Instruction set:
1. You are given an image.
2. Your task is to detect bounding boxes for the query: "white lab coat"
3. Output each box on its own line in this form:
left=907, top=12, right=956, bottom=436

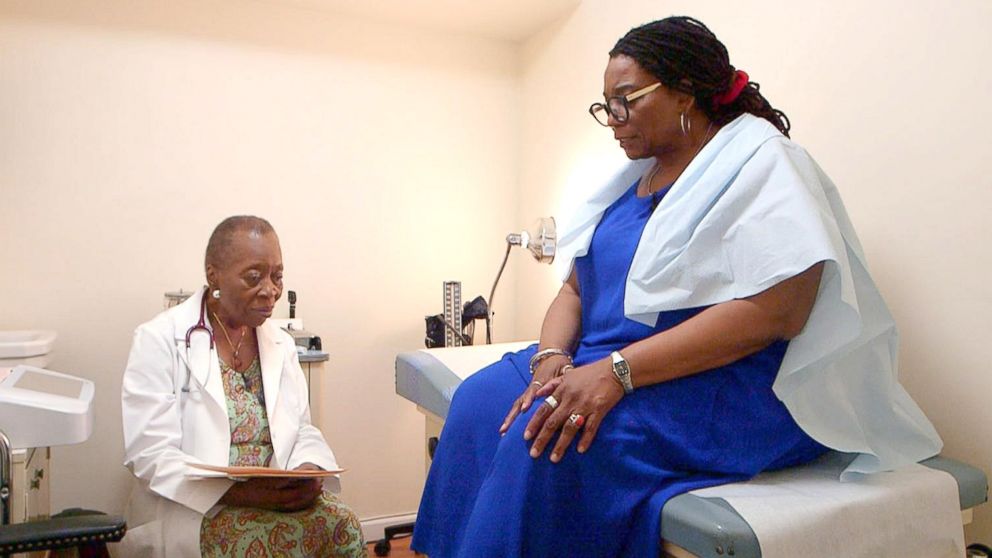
left=119, top=287, right=339, bottom=557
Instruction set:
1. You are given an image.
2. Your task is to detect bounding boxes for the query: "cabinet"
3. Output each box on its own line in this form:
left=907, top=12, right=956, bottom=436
left=5, top=447, right=50, bottom=558
left=9, top=447, right=50, bottom=524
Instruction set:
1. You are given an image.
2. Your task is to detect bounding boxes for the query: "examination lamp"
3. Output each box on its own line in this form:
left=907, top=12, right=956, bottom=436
left=486, top=217, right=556, bottom=344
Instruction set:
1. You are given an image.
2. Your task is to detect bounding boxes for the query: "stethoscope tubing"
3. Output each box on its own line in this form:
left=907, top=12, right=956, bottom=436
left=182, top=290, right=216, bottom=393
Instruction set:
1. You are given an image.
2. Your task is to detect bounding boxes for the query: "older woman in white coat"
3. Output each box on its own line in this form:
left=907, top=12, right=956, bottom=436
left=120, top=216, right=364, bottom=557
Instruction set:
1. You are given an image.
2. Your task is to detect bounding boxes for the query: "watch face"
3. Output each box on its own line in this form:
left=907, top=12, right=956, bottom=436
left=611, top=354, right=633, bottom=394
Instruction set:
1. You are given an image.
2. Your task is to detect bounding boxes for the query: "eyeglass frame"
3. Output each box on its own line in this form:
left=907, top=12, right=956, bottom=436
left=588, top=82, right=662, bottom=126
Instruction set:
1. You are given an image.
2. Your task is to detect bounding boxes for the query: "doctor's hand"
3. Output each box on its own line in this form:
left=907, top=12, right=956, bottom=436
left=219, top=473, right=322, bottom=512
left=523, top=358, right=623, bottom=463
left=500, top=354, right=572, bottom=436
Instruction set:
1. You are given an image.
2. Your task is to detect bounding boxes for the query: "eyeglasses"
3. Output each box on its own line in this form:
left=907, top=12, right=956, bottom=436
left=588, top=82, right=661, bottom=126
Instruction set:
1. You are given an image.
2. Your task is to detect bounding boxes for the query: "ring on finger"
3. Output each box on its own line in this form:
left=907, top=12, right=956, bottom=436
left=544, top=395, right=559, bottom=410
left=568, top=413, right=585, bottom=428
left=531, top=380, right=544, bottom=388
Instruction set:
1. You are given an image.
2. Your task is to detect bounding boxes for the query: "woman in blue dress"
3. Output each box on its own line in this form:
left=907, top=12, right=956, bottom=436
left=413, top=17, right=850, bottom=557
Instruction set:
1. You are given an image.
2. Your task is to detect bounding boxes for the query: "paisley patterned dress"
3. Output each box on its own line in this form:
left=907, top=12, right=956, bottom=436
left=199, top=358, right=365, bottom=558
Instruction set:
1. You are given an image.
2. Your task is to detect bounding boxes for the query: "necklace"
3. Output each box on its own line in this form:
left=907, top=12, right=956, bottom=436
left=645, top=121, right=717, bottom=196
left=642, top=163, right=663, bottom=195
left=210, top=310, right=248, bottom=369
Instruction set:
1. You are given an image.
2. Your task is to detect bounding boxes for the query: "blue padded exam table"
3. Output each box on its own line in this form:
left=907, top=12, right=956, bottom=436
left=396, top=343, right=988, bottom=558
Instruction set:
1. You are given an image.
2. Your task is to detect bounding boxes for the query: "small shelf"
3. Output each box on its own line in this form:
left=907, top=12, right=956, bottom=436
left=298, top=351, right=329, bottom=363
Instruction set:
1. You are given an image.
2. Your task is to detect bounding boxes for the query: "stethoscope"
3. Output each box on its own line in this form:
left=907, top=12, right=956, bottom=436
left=182, top=290, right=215, bottom=393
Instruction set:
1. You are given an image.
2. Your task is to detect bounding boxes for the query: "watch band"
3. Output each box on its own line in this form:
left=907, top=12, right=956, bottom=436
left=610, top=351, right=634, bottom=395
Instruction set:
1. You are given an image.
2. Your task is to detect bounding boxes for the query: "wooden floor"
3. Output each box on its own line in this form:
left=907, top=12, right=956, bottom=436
left=366, top=534, right=419, bottom=557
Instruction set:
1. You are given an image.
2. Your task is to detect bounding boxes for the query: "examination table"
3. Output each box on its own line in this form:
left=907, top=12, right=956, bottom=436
left=395, top=342, right=988, bottom=558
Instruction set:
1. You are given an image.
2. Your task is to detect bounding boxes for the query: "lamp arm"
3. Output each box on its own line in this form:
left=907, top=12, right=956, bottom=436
left=486, top=241, right=514, bottom=344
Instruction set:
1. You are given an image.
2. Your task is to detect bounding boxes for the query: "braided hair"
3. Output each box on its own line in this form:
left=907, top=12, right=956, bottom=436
left=610, top=16, right=790, bottom=137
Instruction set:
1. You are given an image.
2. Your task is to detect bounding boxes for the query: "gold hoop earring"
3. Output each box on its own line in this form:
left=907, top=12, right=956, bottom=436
left=680, top=112, right=691, bottom=136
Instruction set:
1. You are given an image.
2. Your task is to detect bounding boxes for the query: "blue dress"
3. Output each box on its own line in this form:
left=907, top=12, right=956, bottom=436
left=412, top=182, right=826, bottom=557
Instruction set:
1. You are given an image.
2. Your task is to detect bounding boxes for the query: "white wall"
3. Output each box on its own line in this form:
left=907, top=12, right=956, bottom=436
left=0, top=0, right=521, bottom=520
left=515, top=0, right=992, bottom=544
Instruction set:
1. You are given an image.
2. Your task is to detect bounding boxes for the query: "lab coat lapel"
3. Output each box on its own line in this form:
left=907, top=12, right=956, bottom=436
left=257, top=322, right=284, bottom=427
left=170, top=287, right=227, bottom=410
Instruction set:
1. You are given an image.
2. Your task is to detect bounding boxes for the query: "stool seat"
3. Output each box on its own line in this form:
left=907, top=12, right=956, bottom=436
left=0, top=511, right=126, bottom=556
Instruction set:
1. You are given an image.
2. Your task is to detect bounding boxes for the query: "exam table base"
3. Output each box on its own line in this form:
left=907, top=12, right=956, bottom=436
left=372, top=411, right=441, bottom=556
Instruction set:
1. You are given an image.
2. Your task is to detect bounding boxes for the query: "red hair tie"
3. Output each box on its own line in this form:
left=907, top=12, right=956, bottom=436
left=713, top=70, right=749, bottom=107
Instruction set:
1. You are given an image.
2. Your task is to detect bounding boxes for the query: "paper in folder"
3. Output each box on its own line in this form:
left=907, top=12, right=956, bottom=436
left=186, top=462, right=345, bottom=479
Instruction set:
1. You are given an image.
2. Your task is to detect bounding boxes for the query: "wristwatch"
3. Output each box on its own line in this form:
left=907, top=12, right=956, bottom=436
left=610, top=351, right=634, bottom=395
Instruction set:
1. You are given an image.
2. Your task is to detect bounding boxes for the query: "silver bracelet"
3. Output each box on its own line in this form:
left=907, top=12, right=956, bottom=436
left=529, top=348, right=571, bottom=375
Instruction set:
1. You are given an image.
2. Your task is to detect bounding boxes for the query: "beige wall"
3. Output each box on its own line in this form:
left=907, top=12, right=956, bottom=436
left=0, top=0, right=522, bottom=520
left=515, top=0, right=992, bottom=544
left=3, top=0, right=991, bottom=545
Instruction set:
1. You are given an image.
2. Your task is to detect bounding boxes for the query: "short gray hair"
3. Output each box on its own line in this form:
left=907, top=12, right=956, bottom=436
left=204, top=215, right=276, bottom=269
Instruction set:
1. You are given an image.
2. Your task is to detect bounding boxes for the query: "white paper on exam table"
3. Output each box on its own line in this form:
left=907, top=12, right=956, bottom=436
left=690, top=452, right=965, bottom=558
left=419, top=341, right=533, bottom=382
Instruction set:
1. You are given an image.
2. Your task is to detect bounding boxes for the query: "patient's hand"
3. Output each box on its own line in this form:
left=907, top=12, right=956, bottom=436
left=500, top=354, right=572, bottom=435
left=219, top=469, right=323, bottom=512
left=523, top=357, right=623, bottom=463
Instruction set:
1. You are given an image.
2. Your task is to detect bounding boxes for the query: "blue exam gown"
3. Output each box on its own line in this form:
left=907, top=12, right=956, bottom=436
left=412, top=182, right=825, bottom=557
